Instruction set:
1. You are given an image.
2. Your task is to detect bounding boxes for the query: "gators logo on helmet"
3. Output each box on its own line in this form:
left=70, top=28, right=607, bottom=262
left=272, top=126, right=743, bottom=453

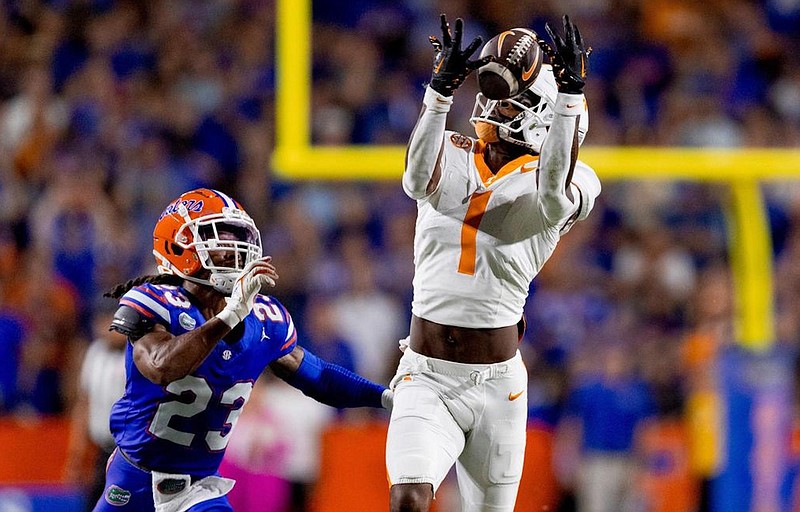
left=152, top=188, right=262, bottom=295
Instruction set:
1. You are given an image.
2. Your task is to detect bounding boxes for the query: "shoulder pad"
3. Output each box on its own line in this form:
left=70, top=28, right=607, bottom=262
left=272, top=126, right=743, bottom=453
left=119, top=285, right=174, bottom=324
left=110, top=304, right=155, bottom=341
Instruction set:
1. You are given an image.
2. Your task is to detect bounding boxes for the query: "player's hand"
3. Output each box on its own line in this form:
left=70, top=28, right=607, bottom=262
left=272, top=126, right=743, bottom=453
left=537, top=15, right=591, bottom=94
left=216, top=257, right=278, bottom=328
left=429, top=14, right=492, bottom=97
left=381, top=389, right=394, bottom=411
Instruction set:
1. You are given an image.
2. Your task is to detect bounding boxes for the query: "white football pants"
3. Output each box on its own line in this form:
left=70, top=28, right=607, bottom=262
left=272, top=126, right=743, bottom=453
left=386, top=348, right=528, bottom=512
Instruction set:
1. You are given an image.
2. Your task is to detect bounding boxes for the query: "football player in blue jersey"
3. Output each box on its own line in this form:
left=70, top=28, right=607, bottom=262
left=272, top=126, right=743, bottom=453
left=93, top=188, right=392, bottom=512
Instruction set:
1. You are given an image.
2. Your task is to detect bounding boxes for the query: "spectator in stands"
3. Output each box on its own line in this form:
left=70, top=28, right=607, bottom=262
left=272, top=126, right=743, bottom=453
left=0, top=3, right=797, bottom=510
left=558, top=344, right=658, bottom=512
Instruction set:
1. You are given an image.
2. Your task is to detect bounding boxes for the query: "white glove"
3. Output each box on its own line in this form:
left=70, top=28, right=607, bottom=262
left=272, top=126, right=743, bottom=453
left=381, top=389, right=394, bottom=411
left=398, top=336, right=410, bottom=353
left=215, top=257, right=277, bottom=329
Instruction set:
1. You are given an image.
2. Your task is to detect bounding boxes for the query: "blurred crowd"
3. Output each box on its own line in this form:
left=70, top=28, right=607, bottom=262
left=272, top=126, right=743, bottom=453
left=1, top=0, right=800, bottom=510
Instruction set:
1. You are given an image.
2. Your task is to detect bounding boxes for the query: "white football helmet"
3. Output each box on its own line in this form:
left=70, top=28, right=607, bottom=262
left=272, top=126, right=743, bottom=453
left=470, top=64, right=589, bottom=153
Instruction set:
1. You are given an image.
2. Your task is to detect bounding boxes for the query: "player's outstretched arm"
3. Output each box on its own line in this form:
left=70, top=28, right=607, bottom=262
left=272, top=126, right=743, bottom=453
left=403, top=15, right=489, bottom=199
left=536, top=15, right=591, bottom=224
left=127, top=258, right=278, bottom=385
left=270, top=346, right=393, bottom=410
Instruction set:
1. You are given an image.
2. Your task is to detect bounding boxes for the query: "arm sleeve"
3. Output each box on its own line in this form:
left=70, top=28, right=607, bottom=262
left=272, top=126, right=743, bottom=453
left=403, top=86, right=453, bottom=199
left=537, top=92, right=586, bottom=225
left=287, top=348, right=388, bottom=409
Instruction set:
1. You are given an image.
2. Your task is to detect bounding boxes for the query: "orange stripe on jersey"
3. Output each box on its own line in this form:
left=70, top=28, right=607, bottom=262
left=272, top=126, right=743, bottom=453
left=489, top=153, right=538, bottom=183
left=473, top=140, right=494, bottom=184
left=458, top=190, right=492, bottom=275
left=119, top=299, right=155, bottom=318
left=473, top=142, right=539, bottom=187
left=143, top=287, right=167, bottom=302
left=280, top=332, right=297, bottom=351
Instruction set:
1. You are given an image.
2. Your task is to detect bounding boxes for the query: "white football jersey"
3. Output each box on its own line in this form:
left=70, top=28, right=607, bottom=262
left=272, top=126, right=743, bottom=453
left=409, top=131, right=597, bottom=329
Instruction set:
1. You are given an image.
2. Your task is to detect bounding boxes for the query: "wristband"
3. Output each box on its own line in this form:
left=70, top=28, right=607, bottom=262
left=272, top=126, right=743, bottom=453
left=553, top=93, right=585, bottom=116
left=424, top=86, right=453, bottom=113
left=214, top=308, right=240, bottom=329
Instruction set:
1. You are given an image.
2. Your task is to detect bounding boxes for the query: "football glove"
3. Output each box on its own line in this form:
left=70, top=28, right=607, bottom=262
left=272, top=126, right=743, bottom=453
left=215, top=256, right=278, bottom=329
left=381, top=389, right=394, bottom=411
left=538, top=15, right=591, bottom=94
left=429, top=14, right=492, bottom=96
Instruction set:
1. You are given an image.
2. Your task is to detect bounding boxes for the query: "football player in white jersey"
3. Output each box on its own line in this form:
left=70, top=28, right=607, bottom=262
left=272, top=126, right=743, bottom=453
left=386, top=15, right=601, bottom=512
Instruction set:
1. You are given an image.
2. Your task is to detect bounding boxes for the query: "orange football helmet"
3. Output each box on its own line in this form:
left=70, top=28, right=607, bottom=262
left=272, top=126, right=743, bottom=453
left=152, top=188, right=262, bottom=294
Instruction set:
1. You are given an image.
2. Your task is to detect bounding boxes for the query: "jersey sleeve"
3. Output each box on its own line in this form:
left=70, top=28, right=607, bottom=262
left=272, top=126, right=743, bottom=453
left=279, top=310, right=298, bottom=357
left=254, top=295, right=298, bottom=358
left=111, top=284, right=173, bottom=340
left=559, top=160, right=601, bottom=234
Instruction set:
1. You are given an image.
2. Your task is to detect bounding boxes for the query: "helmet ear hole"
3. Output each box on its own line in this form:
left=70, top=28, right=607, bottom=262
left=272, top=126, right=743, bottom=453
left=171, top=243, right=184, bottom=256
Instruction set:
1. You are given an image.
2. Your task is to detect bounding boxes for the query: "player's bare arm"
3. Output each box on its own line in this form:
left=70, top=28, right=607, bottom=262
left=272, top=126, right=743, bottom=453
left=128, top=257, right=278, bottom=385
left=268, top=344, right=304, bottom=377
left=132, top=322, right=230, bottom=385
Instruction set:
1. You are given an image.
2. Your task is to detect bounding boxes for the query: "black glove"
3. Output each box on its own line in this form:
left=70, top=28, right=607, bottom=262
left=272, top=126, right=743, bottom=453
left=538, top=15, right=591, bottom=94
left=428, top=14, right=491, bottom=97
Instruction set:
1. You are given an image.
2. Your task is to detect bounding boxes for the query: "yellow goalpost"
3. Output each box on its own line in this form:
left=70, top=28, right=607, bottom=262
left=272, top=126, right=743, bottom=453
left=271, top=0, right=800, bottom=351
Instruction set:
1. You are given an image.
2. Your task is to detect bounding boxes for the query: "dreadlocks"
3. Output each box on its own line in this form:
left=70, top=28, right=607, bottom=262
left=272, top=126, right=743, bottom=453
left=104, top=274, right=185, bottom=299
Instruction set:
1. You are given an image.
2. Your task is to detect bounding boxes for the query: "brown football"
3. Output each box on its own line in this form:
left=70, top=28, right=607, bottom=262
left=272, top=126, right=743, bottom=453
left=477, top=28, right=543, bottom=100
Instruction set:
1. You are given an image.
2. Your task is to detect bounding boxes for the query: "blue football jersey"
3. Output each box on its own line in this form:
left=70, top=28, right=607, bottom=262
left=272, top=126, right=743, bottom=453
left=109, top=283, right=297, bottom=476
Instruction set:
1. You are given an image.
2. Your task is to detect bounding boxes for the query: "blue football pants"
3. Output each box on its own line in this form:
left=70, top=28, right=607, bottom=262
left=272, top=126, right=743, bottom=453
left=91, top=449, right=233, bottom=512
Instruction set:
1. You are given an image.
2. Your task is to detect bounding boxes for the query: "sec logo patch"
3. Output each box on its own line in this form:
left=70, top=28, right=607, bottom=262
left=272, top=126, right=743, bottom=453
left=450, top=133, right=473, bottom=150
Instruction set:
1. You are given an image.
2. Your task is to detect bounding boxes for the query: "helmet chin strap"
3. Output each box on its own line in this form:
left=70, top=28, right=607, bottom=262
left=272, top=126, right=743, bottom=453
left=474, top=121, right=500, bottom=143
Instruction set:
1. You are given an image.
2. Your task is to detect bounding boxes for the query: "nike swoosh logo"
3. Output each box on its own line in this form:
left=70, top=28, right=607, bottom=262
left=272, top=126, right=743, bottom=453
left=508, top=390, right=524, bottom=401
left=497, top=30, right=514, bottom=56
left=521, top=58, right=539, bottom=81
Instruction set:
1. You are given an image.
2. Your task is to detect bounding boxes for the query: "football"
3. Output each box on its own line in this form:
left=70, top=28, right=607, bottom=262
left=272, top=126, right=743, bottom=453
left=476, top=28, right=543, bottom=100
